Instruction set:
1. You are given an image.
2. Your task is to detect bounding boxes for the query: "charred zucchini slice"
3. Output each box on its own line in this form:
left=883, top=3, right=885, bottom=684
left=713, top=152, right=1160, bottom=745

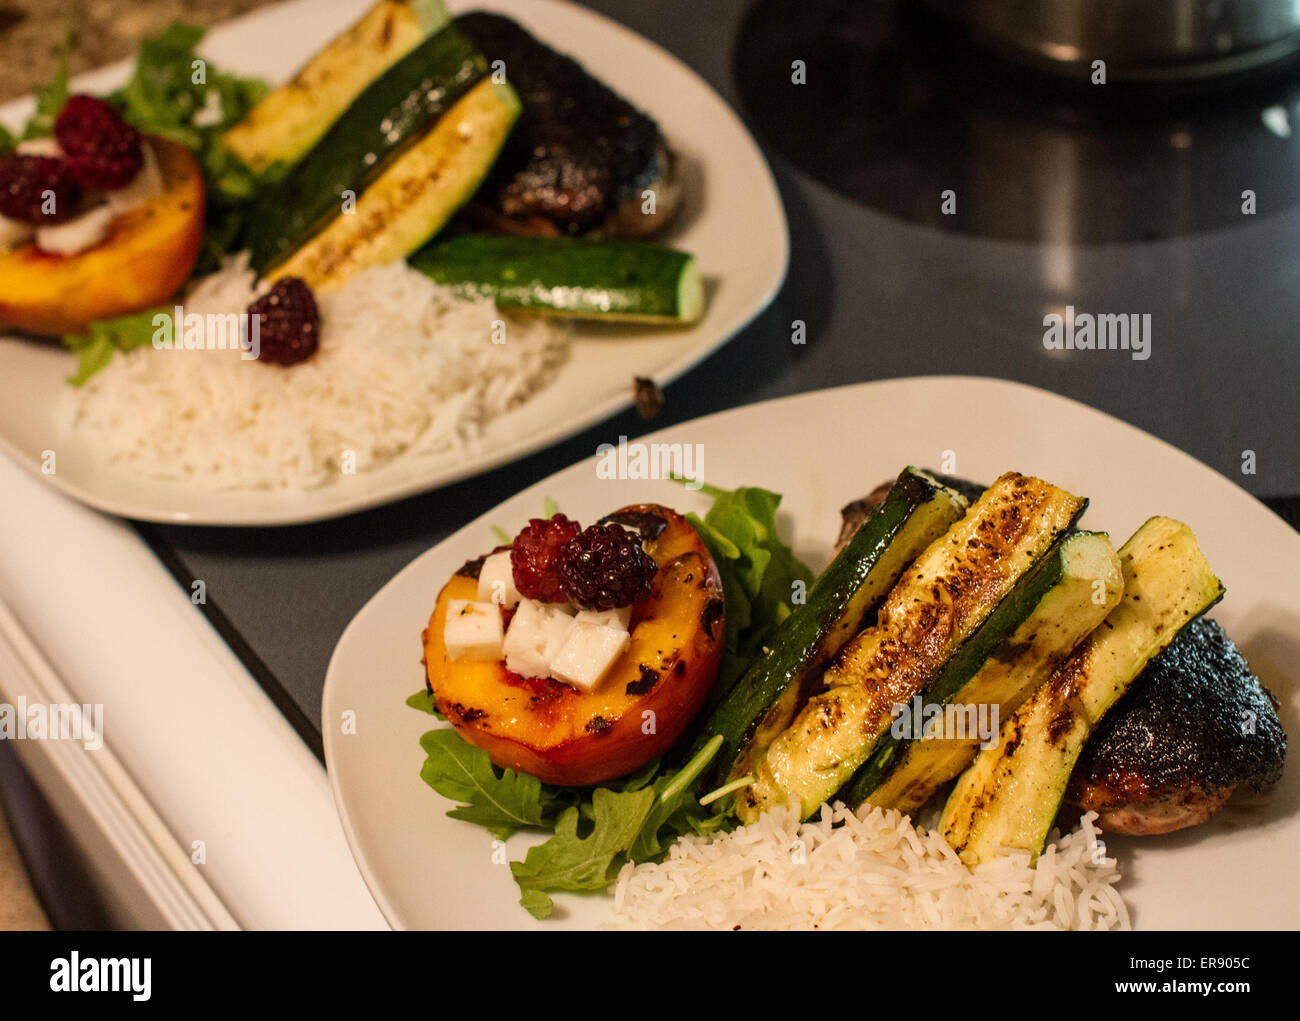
left=939, top=516, right=1224, bottom=865
left=693, top=468, right=969, bottom=794
left=740, top=472, right=1087, bottom=823
left=225, top=0, right=451, bottom=172
left=848, top=529, right=1123, bottom=814
left=267, top=78, right=521, bottom=291
left=246, top=20, right=487, bottom=273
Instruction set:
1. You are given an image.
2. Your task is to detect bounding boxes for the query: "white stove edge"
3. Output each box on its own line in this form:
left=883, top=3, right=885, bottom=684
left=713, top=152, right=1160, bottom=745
left=0, top=452, right=386, bottom=930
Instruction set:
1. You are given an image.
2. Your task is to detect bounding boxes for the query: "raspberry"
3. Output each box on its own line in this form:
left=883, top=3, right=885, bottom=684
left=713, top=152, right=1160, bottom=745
left=54, top=94, right=143, bottom=190
left=510, top=514, right=581, bottom=602
left=248, top=277, right=320, bottom=366
left=0, top=154, right=82, bottom=224
left=559, top=524, right=657, bottom=610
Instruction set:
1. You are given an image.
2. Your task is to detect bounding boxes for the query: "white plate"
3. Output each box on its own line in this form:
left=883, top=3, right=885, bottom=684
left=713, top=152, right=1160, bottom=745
left=0, top=0, right=787, bottom=525
left=323, top=375, right=1300, bottom=930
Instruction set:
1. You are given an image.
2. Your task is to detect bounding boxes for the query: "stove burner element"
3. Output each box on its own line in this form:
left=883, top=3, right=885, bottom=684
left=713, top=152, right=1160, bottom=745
left=734, top=0, right=1300, bottom=242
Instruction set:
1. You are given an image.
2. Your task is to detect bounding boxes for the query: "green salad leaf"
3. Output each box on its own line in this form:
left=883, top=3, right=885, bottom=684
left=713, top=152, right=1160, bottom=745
left=682, top=482, right=814, bottom=695
left=110, top=21, right=268, bottom=273
left=404, top=689, right=444, bottom=718
left=62, top=308, right=166, bottom=387
left=411, top=481, right=810, bottom=918
left=509, top=786, right=657, bottom=919
left=418, top=730, right=573, bottom=840
left=22, top=19, right=71, bottom=140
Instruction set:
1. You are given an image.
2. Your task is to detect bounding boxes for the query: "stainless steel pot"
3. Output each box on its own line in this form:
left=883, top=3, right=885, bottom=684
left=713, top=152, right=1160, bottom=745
left=925, top=0, right=1300, bottom=80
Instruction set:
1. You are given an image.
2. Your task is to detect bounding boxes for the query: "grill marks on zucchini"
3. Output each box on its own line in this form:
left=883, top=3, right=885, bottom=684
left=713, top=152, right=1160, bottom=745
left=694, top=468, right=968, bottom=794
left=939, top=516, right=1224, bottom=865
left=246, top=23, right=488, bottom=273
left=851, top=529, right=1123, bottom=814
left=268, top=78, right=521, bottom=291
left=739, top=472, right=1087, bottom=823
left=224, top=0, right=451, bottom=172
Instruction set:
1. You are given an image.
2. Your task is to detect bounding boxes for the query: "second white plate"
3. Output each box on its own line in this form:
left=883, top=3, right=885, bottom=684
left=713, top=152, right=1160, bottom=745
left=323, top=375, right=1300, bottom=930
left=0, top=0, right=787, bottom=524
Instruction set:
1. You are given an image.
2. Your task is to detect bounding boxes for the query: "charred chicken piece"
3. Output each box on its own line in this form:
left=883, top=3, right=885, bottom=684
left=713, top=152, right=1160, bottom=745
left=457, top=12, right=679, bottom=238
left=1065, top=617, right=1286, bottom=835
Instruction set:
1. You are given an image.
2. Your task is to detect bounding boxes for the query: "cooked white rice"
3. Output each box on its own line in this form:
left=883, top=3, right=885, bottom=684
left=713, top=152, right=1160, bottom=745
left=612, top=802, right=1129, bottom=930
left=64, top=254, right=569, bottom=490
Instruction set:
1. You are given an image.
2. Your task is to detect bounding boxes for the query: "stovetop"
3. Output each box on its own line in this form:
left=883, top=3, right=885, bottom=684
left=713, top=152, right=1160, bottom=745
left=137, top=0, right=1300, bottom=756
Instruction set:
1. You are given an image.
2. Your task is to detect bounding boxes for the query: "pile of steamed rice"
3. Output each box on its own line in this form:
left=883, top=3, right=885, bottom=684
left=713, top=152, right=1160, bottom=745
left=63, top=255, right=569, bottom=489
left=612, top=802, right=1129, bottom=930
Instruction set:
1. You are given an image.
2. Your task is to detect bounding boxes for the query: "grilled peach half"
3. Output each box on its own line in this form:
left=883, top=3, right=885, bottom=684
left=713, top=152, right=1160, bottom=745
left=423, top=504, right=725, bottom=786
left=0, top=138, right=205, bottom=336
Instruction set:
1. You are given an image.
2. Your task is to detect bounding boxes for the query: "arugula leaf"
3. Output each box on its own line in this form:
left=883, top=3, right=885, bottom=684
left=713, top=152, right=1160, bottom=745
left=417, top=729, right=570, bottom=840
left=509, top=786, right=658, bottom=919
left=405, top=689, right=445, bottom=718
left=683, top=482, right=813, bottom=696
left=62, top=308, right=167, bottom=386
left=0, top=123, right=16, bottom=157
left=22, top=19, right=71, bottom=140
left=110, top=21, right=268, bottom=274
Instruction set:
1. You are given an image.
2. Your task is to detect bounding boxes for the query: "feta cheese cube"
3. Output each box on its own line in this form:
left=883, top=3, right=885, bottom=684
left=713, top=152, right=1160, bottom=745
left=503, top=599, right=575, bottom=679
left=549, top=621, right=631, bottom=692
left=573, top=606, right=633, bottom=632
left=476, top=550, right=522, bottom=608
left=443, top=599, right=504, bottom=660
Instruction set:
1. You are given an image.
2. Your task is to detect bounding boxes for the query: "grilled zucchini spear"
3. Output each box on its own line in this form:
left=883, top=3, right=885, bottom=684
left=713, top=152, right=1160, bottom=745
left=225, top=0, right=451, bottom=172
left=694, top=468, right=968, bottom=794
left=738, top=472, right=1086, bottom=823
left=268, top=77, right=521, bottom=291
left=940, top=516, right=1224, bottom=865
left=849, top=529, right=1123, bottom=813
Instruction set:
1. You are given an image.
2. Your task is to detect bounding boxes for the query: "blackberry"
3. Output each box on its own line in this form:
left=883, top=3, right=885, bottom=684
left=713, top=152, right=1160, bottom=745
left=560, top=524, right=657, bottom=610
left=510, top=514, right=581, bottom=602
left=0, top=154, right=82, bottom=224
left=54, top=95, right=143, bottom=190
left=248, top=277, right=320, bottom=366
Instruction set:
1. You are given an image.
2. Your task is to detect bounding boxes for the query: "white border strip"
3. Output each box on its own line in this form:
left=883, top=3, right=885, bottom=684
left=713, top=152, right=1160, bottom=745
left=0, top=454, right=386, bottom=929
left=0, top=600, right=238, bottom=930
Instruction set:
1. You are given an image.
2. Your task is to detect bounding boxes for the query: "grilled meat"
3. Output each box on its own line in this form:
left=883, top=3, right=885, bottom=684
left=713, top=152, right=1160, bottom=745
left=457, top=12, right=679, bottom=238
left=1065, top=617, right=1286, bottom=835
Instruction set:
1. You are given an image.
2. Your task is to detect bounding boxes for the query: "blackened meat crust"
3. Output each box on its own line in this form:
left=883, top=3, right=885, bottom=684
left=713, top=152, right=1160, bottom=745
left=458, top=12, right=669, bottom=234
left=1070, top=617, right=1286, bottom=802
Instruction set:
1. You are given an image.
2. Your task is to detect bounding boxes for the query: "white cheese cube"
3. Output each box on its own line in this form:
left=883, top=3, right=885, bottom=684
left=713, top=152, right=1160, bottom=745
left=503, top=599, right=575, bottom=679
left=573, top=606, right=633, bottom=632
left=476, top=550, right=522, bottom=608
left=35, top=205, right=114, bottom=256
left=443, top=599, right=504, bottom=660
left=549, top=621, right=631, bottom=692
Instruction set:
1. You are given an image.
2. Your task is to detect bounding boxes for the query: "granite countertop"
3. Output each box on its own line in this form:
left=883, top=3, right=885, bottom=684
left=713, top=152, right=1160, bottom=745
left=0, top=0, right=270, bottom=101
